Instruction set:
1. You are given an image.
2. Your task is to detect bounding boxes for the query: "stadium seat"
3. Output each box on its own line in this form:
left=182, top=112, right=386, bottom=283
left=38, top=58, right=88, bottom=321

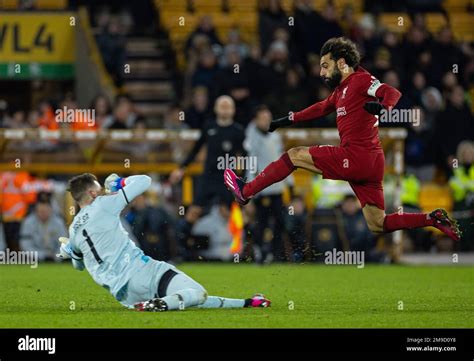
left=443, top=0, right=472, bottom=12
left=450, top=13, right=474, bottom=42
left=425, top=13, right=448, bottom=34
left=35, top=0, right=67, bottom=9
left=378, top=13, right=411, bottom=34
left=419, top=183, right=453, bottom=213
left=0, top=0, right=18, bottom=9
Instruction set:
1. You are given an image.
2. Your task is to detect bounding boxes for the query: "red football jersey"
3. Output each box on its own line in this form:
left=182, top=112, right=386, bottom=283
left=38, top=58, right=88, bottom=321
left=292, top=66, right=401, bottom=150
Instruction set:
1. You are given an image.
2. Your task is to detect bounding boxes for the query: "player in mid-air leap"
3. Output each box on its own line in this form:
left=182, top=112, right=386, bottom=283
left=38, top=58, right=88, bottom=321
left=58, top=173, right=270, bottom=311
left=224, top=37, right=461, bottom=241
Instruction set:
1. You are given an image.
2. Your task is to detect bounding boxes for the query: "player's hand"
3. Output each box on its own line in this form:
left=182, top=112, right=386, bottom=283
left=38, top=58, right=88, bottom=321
left=169, top=168, right=184, bottom=184
left=363, top=101, right=385, bottom=116
left=56, top=237, right=72, bottom=259
left=269, top=116, right=293, bottom=132
left=104, top=173, right=125, bottom=193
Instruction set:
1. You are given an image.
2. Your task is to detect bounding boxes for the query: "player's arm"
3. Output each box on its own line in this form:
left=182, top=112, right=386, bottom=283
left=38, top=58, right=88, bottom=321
left=269, top=93, right=336, bottom=132
left=56, top=237, right=85, bottom=271
left=363, top=78, right=402, bottom=115
left=102, top=174, right=152, bottom=215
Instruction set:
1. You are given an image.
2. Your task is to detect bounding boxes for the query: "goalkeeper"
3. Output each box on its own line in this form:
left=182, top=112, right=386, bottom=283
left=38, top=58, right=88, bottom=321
left=58, top=173, right=270, bottom=311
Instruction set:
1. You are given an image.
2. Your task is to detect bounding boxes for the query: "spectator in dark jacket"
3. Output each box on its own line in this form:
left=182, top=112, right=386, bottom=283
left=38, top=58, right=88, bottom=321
left=258, top=0, right=288, bottom=55
left=434, top=85, right=474, bottom=176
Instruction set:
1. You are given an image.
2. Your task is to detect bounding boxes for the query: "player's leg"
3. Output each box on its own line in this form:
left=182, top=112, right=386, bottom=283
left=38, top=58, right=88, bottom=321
left=135, top=269, right=270, bottom=311
left=165, top=273, right=270, bottom=309
left=224, top=146, right=322, bottom=204
left=361, top=202, right=461, bottom=241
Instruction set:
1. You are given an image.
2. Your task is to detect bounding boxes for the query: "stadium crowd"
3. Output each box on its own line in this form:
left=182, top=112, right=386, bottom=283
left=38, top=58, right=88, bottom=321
left=0, top=0, right=473, bottom=263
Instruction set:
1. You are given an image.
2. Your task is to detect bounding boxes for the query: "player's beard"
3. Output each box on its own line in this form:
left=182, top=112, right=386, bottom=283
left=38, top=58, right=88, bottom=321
left=323, top=67, right=342, bottom=90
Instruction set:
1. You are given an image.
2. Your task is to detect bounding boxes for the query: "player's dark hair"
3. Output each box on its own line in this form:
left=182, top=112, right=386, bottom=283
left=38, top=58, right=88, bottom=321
left=67, top=173, right=98, bottom=203
left=320, top=37, right=361, bottom=68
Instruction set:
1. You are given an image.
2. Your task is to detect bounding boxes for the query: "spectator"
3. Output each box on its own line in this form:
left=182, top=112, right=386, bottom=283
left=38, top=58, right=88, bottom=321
left=449, top=141, right=474, bottom=250
left=245, top=105, right=294, bottom=262
left=184, top=86, right=212, bottom=129
left=185, top=15, right=222, bottom=55
left=265, top=67, right=310, bottom=116
left=222, top=27, right=249, bottom=64
left=319, top=2, right=344, bottom=49
left=338, top=195, right=384, bottom=262
left=37, top=100, right=58, bottom=130
left=262, top=40, right=290, bottom=95
left=430, top=26, right=466, bottom=88
left=434, top=85, right=474, bottom=176
left=192, top=201, right=233, bottom=261
left=90, top=94, right=113, bottom=129
left=175, top=205, right=202, bottom=261
left=126, top=194, right=175, bottom=261
left=292, top=0, right=325, bottom=65
left=95, top=16, right=127, bottom=86
left=406, top=71, right=427, bottom=106
left=215, top=47, right=254, bottom=125
left=404, top=106, right=436, bottom=181
left=19, top=198, right=67, bottom=261
left=258, top=0, right=288, bottom=55
left=3, top=109, right=28, bottom=128
left=0, top=172, right=36, bottom=252
left=163, top=105, right=188, bottom=130
left=191, top=49, right=220, bottom=91
left=104, top=95, right=139, bottom=129
left=284, top=196, right=307, bottom=262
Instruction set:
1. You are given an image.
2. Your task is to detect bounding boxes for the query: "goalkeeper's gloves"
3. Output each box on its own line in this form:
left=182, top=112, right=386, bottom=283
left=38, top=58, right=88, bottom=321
left=104, top=173, right=126, bottom=193
left=269, top=116, right=293, bottom=132
left=363, top=101, right=385, bottom=116
left=56, top=237, right=83, bottom=260
left=56, top=237, right=74, bottom=260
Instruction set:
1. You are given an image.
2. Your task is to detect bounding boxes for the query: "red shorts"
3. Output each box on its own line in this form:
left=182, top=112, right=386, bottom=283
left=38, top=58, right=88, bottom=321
left=309, top=145, right=385, bottom=210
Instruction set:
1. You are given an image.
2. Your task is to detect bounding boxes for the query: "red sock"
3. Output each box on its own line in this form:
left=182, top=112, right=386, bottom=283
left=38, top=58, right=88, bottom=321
left=383, top=212, right=434, bottom=232
left=243, top=152, right=295, bottom=199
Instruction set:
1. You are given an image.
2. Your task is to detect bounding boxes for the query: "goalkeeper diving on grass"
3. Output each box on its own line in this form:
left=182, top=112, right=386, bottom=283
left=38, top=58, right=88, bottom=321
left=57, top=173, right=270, bottom=312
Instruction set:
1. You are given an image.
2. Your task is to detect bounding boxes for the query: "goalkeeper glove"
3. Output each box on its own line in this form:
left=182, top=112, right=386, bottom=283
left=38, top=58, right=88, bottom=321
left=363, top=101, right=385, bottom=116
left=269, top=116, right=293, bottom=132
left=104, top=173, right=126, bottom=193
left=56, top=237, right=73, bottom=259
left=56, top=237, right=83, bottom=261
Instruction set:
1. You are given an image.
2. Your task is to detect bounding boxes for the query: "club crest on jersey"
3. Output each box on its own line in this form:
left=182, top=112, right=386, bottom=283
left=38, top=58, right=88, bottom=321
left=336, top=107, right=347, bottom=117
left=342, top=86, right=348, bottom=99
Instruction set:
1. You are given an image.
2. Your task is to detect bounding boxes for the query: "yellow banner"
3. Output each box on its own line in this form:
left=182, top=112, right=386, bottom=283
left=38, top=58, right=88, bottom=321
left=0, top=13, right=75, bottom=63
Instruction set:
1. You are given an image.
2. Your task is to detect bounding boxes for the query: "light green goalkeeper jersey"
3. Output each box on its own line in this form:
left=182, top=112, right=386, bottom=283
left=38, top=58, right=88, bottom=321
left=68, top=175, right=166, bottom=301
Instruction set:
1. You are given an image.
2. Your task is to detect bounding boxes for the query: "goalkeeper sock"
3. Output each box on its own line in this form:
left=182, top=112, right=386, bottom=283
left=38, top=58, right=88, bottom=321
left=161, top=288, right=207, bottom=310
left=243, top=152, right=295, bottom=199
left=383, top=212, right=434, bottom=232
left=197, top=296, right=245, bottom=309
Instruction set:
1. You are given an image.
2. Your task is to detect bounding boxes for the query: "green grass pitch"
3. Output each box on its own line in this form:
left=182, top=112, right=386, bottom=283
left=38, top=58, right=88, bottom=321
left=0, top=263, right=472, bottom=328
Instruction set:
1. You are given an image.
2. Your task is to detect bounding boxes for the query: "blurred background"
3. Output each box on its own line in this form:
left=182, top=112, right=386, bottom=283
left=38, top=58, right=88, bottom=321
left=0, top=0, right=473, bottom=266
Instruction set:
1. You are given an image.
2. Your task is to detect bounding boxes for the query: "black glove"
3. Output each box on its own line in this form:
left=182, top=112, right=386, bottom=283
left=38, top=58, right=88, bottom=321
left=268, top=116, right=293, bottom=132
left=363, top=101, right=385, bottom=116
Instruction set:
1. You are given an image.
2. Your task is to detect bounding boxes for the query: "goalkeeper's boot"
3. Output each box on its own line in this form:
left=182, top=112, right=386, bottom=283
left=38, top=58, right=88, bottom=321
left=134, top=298, right=169, bottom=312
left=224, top=169, right=250, bottom=205
left=245, top=293, right=271, bottom=308
left=429, top=208, right=462, bottom=241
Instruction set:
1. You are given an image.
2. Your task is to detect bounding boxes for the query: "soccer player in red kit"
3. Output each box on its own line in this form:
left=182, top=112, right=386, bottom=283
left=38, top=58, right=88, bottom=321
left=224, top=37, right=461, bottom=241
